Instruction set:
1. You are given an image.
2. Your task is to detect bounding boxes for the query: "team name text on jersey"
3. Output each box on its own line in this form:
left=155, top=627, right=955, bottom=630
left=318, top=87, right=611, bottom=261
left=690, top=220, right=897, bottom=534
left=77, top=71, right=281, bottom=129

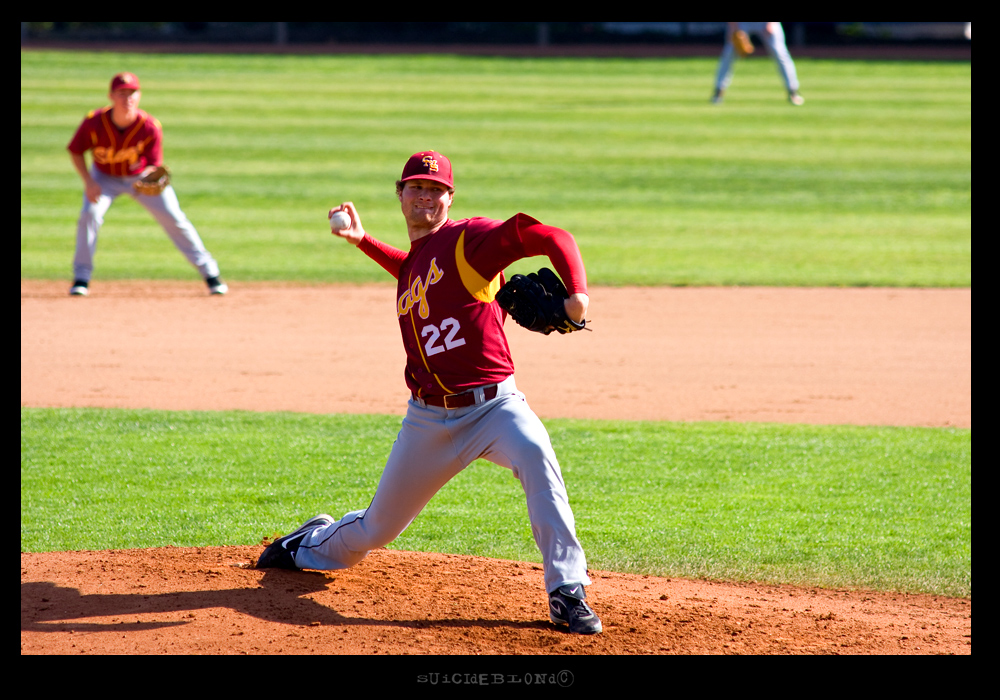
left=397, top=257, right=445, bottom=319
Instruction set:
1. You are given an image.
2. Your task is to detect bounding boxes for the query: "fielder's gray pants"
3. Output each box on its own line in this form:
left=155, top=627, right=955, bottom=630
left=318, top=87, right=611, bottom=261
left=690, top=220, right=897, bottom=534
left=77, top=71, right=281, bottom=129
left=72, top=166, right=220, bottom=283
left=714, top=21, right=800, bottom=93
left=293, top=376, right=592, bottom=594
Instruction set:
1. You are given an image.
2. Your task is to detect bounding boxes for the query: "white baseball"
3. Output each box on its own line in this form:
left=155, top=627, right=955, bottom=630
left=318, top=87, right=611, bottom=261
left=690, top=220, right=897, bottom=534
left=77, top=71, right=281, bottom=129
left=329, top=210, right=351, bottom=231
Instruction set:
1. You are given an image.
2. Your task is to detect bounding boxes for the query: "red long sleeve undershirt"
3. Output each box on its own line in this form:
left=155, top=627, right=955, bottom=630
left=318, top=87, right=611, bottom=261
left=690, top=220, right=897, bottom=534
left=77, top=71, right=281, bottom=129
left=357, top=213, right=587, bottom=296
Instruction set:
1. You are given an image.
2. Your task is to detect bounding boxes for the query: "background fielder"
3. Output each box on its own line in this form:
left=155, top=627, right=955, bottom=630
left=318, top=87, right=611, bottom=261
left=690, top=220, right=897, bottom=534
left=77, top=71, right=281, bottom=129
left=257, top=150, right=602, bottom=634
left=712, top=22, right=804, bottom=105
left=66, top=72, right=227, bottom=296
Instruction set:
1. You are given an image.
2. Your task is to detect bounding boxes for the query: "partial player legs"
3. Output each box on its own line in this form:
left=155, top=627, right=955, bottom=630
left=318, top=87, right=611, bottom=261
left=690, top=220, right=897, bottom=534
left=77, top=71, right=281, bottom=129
left=760, top=23, right=801, bottom=95
left=72, top=167, right=129, bottom=283
left=292, top=405, right=470, bottom=571
left=134, top=185, right=221, bottom=280
left=272, top=377, right=598, bottom=632
left=292, top=377, right=592, bottom=595
left=712, top=23, right=802, bottom=104
left=72, top=191, right=114, bottom=283
left=470, top=392, right=592, bottom=593
left=713, top=42, right=736, bottom=95
left=71, top=167, right=224, bottom=288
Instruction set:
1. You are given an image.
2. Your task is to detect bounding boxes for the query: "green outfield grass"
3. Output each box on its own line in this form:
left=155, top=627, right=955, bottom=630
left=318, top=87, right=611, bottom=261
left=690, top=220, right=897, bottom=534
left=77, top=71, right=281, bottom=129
left=21, top=51, right=970, bottom=286
left=20, top=51, right=971, bottom=600
left=21, top=408, right=971, bottom=597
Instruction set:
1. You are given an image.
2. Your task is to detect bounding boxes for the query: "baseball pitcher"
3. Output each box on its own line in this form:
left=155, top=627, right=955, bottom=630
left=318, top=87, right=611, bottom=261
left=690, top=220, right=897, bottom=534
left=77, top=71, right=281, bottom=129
left=257, top=151, right=601, bottom=634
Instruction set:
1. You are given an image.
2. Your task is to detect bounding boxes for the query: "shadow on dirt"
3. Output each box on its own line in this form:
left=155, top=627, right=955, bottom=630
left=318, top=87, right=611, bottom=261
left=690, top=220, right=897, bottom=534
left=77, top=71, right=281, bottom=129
left=21, top=570, right=554, bottom=633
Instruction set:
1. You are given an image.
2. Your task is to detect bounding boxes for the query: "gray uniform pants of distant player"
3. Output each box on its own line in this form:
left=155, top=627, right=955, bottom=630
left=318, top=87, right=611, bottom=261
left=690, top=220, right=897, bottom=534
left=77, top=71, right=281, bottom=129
left=714, top=21, right=800, bottom=93
left=72, top=166, right=220, bottom=283
left=294, top=376, right=592, bottom=594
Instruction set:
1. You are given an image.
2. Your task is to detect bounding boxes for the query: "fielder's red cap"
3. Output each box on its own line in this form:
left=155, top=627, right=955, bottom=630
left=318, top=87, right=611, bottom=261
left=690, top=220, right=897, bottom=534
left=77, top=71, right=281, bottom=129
left=110, top=72, right=141, bottom=91
left=400, top=151, right=454, bottom=189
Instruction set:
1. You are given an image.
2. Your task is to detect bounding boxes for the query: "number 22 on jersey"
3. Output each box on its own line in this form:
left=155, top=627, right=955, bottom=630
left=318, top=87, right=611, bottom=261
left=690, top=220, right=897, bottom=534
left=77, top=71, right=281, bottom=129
left=422, top=318, right=466, bottom=356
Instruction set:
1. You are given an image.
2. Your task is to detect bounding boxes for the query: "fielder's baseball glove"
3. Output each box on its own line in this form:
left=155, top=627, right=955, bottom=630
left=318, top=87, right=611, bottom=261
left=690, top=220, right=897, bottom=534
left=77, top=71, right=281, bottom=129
left=132, top=165, right=171, bottom=195
left=732, top=29, right=754, bottom=58
left=496, top=267, right=586, bottom=335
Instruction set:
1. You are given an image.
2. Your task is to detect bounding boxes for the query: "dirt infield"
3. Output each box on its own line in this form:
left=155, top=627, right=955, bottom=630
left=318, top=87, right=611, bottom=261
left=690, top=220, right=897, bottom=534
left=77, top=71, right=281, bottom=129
left=20, top=280, right=971, bottom=655
left=21, top=547, right=971, bottom=657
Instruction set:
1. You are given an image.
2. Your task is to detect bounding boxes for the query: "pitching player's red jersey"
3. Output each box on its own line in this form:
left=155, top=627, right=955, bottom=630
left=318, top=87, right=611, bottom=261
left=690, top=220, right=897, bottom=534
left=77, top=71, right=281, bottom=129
left=359, top=214, right=587, bottom=397
left=67, top=107, right=163, bottom=177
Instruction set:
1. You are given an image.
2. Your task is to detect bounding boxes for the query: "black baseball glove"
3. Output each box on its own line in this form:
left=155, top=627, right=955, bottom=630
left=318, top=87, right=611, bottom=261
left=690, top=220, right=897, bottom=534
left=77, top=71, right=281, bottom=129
left=496, top=267, right=586, bottom=335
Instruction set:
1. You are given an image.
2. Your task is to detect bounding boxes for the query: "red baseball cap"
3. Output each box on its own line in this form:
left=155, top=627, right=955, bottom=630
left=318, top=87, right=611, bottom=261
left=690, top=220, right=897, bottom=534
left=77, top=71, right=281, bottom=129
left=110, top=73, right=141, bottom=91
left=400, top=151, right=454, bottom=189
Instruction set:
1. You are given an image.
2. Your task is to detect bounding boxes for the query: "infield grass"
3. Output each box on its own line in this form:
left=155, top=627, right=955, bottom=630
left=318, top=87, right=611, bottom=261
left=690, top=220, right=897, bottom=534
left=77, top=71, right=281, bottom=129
left=21, top=51, right=970, bottom=287
left=21, top=408, right=971, bottom=598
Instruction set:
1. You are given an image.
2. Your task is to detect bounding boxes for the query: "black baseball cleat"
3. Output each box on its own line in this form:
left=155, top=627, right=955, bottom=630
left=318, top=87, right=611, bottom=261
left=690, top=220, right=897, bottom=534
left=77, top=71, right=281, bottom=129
left=69, top=280, right=89, bottom=296
left=256, top=514, right=333, bottom=569
left=205, top=276, right=228, bottom=295
left=549, top=583, right=602, bottom=634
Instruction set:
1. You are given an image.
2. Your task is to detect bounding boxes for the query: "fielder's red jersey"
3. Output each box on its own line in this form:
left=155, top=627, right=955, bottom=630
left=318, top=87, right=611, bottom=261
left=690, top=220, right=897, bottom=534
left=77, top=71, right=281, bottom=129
left=359, top=214, right=587, bottom=397
left=67, top=107, right=163, bottom=177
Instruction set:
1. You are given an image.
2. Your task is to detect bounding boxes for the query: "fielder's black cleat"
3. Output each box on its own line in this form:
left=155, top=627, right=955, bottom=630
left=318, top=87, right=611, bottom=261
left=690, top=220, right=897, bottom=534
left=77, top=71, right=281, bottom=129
left=549, top=583, right=602, bottom=634
left=256, top=514, right=333, bottom=569
left=205, top=276, right=228, bottom=295
left=69, top=280, right=89, bottom=296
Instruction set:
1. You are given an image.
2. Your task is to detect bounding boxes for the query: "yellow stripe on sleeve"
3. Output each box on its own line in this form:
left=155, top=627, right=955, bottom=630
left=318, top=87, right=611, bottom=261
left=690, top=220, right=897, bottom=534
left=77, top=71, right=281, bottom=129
left=455, top=229, right=501, bottom=303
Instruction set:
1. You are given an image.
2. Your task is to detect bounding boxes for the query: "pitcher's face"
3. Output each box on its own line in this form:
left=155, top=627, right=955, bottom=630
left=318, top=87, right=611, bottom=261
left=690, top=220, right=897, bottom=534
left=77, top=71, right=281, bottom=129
left=399, top=179, right=453, bottom=229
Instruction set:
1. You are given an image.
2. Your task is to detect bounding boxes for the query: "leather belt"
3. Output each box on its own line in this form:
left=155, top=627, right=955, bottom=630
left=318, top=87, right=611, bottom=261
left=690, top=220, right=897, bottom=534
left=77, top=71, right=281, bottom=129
left=417, top=384, right=499, bottom=409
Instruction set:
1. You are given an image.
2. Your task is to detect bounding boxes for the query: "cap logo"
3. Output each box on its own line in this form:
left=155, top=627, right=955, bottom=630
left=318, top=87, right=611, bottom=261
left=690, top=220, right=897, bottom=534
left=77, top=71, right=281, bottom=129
left=422, top=155, right=439, bottom=173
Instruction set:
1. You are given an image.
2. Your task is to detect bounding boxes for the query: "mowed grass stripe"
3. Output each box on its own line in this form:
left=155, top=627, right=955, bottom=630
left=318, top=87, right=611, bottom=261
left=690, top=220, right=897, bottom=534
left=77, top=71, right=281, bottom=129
left=21, top=52, right=970, bottom=286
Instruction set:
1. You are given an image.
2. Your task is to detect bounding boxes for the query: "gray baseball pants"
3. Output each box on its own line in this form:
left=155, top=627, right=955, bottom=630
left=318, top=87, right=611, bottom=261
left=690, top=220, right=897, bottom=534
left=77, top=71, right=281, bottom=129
left=714, top=21, right=801, bottom=93
left=72, top=166, right=220, bottom=283
left=292, top=376, right=592, bottom=594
